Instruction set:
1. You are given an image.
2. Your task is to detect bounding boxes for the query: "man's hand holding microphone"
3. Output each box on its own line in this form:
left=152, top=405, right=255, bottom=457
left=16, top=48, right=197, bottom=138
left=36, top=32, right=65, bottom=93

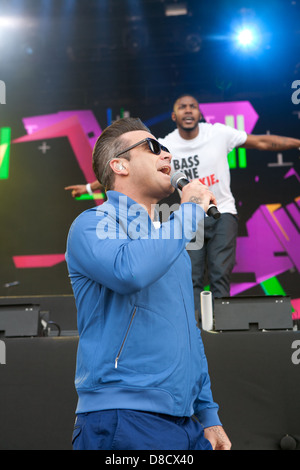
left=171, top=171, right=220, bottom=219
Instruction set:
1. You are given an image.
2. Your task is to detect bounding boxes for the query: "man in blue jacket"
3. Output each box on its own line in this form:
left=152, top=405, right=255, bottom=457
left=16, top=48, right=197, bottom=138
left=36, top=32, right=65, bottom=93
left=66, top=117, right=231, bottom=450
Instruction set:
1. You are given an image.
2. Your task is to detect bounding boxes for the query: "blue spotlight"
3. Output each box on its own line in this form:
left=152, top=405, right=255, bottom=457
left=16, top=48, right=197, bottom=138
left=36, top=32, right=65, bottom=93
left=234, top=25, right=261, bottom=50
left=237, top=28, right=254, bottom=46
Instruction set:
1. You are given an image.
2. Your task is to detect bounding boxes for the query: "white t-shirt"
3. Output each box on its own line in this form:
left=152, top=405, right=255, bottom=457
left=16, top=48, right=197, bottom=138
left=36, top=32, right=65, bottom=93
left=159, top=123, right=247, bottom=214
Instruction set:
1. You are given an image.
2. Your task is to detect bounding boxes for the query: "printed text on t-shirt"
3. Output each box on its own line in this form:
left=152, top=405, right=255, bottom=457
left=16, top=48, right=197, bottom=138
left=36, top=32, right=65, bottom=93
left=173, top=156, right=219, bottom=186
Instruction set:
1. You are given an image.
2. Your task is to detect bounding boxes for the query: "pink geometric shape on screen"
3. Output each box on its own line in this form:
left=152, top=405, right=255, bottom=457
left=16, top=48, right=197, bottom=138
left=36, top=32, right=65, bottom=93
left=232, top=198, right=300, bottom=296
left=21, top=110, right=101, bottom=149
left=261, top=204, right=300, bottom=272
left=286, top=202, right=300, bottom=228
left=13, top=254, right=66, bottom=268
left=291, top=298, right=300, bottom=320
left=284, top=167, right=300, bottom=183
left=230, top=282, right=257, bottom=297
left=13, top=114, right=96, bottom=186
left=233, top=205, right=293, bottom=280
left=11, top=111, right=104, bottom=268
left=200, top=101, right=259, bottom=133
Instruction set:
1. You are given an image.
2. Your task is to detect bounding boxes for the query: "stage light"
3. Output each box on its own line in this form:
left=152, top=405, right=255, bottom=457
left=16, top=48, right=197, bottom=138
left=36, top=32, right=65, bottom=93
left=164, top=3, right=188, bottom=16
left=234, top=25, right=261, bottom=51
left=237, top=28, right=254, bottom=46
left=0, top=16, right=20, bottom=28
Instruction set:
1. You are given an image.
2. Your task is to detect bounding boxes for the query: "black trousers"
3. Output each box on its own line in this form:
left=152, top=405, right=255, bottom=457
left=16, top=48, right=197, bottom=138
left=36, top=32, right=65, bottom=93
left=188, top=213, right=238, bottom=319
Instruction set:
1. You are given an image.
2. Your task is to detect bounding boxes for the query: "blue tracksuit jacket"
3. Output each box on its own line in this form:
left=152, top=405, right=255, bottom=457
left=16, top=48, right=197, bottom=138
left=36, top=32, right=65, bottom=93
left=65, top=190, right=221, bottom=428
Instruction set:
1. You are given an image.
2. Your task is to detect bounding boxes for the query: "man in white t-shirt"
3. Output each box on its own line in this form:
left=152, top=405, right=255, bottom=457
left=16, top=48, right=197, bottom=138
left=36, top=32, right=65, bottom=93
left=158, top=95, right=300, bottom=321
left=159, top=111, right=247, bottom=215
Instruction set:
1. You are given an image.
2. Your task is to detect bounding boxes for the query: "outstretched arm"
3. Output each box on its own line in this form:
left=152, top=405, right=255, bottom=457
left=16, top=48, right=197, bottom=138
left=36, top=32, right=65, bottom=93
left=65, top=180, right=103, bottom=198
left=241, top=134, right=300, bottom=151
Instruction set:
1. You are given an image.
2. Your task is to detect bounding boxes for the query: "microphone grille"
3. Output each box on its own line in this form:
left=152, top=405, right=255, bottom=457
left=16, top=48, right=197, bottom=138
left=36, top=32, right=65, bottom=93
left=170, top=171, right=187, bottom=189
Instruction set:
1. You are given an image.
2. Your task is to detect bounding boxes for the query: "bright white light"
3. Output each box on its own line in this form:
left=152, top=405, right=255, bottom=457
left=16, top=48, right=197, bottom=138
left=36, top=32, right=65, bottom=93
left=0, top=17, right=18, bottom=27
left=165, top=3, right=188, bottom=16
left=237, top=28, right=254, bottom=46
left=0, top=16, right=36, bottom=28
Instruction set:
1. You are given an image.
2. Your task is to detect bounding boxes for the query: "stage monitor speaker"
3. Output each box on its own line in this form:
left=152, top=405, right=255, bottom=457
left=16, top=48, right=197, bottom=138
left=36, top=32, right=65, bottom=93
left=214, top=296, right=293, bottom=331
left=0, top=304, right=42, bottom=337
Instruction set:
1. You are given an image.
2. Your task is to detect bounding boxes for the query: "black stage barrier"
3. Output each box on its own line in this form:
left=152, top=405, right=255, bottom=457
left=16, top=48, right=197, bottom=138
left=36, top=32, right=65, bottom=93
left=202, top=330, right=300, bottom=451
left=0, top=296, right=299, bottom=450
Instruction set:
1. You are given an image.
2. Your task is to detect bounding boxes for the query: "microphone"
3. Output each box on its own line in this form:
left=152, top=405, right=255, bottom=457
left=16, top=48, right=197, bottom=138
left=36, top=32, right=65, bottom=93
left=170, top=171, right=221, bottom=219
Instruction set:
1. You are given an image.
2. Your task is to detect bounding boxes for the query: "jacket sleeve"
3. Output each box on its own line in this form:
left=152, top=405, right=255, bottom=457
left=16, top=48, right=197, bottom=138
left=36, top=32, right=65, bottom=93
left=193, top=329, right=222, bottom=428
left=66, top=203, right=205, bottom=295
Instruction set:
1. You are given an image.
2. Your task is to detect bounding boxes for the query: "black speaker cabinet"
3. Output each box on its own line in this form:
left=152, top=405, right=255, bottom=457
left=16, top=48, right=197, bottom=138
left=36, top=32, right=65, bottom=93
left=0, top=304, right=41, bottom=337
left=214, top=296, right=293, bottom=331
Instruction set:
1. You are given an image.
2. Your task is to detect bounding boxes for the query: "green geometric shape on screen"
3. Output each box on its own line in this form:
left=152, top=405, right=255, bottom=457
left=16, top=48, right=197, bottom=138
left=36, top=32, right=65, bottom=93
left=236, top=115, right=247, bottom=168
left=225, top=114, right=247, bottom=169
left=238, top=147, right=247, bottom=168
left=228, top=149, right=237, bottom=169
left=75, top=193, right=106, bottom=201
left=0, top=127, right=11, bottom=179
left=260, top=276, right=286, bottom=296
left=225, top=115, right=237, bottom=169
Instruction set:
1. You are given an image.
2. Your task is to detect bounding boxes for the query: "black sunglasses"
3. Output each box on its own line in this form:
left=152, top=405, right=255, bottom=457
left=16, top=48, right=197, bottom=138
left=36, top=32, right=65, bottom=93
left=101, top=138, right=170, bottom=182
left=114, top=137, right=170, bottom=159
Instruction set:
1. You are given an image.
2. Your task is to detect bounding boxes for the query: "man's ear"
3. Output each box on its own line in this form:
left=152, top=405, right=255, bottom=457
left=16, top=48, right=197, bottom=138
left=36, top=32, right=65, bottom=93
left=171, top=112, right=177, bottom=123
left=110, top=159, right=128, bottom=175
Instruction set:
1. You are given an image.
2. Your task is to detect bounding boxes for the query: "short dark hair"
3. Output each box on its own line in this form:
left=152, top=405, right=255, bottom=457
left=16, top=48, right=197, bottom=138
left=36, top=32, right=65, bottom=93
left=173, top=94, right=200, bottom=111
left=92, top=117, right=150, bottom=190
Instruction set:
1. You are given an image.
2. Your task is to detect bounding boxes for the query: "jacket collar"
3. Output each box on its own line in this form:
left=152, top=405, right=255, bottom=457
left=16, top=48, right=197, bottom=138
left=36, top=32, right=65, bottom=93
left=98, top=191, right=160, bottom=239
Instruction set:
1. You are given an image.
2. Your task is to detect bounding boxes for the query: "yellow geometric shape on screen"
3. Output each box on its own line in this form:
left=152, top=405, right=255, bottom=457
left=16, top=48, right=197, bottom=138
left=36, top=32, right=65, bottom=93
left=0, top=143, right=8, bottom=168
left=265, top=203, right=289, bottom=241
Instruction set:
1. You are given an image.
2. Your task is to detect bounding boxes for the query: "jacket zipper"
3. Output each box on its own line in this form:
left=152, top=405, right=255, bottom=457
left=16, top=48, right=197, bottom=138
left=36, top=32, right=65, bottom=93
left=176, top=270, right=191, bottom=414
left=115, top=307, right=137, bottom=369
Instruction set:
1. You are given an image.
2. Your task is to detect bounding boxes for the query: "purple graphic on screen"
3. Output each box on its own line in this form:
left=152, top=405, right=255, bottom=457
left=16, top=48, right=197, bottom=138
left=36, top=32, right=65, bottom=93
left=13, top=111, right=102, bottom=190
left=200, top=101, right=259, bottom=133
left=284, top=167, right=300, bottom=183
left=22, top=110, right=101, bottom=148
left=232, top=197, right=300, bottom=296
